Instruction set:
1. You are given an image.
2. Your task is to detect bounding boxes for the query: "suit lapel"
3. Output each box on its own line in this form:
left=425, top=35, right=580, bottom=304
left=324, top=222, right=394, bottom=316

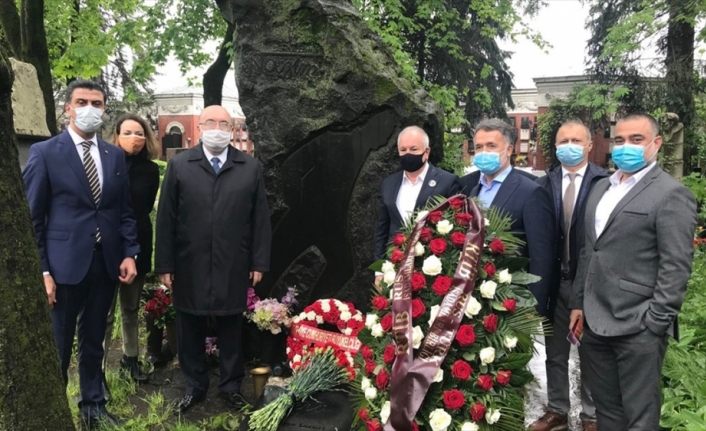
left=548, top=168, right=563, bottom=225
left=491, top=170, right=520, bottom=209
left=59, top=131, right=94, bottom=202
left=585, top=178, right=610, bottom=244
left=598, top=166, right=660, bottom=240
left=415, top=164, right=438, bottom=208
left=387, top=171, right=404, bottom=224
left=96, top=139, right=113, bottom=207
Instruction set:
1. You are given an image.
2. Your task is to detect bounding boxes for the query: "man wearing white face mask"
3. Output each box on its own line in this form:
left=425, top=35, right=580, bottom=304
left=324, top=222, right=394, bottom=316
left=155, top=105, right=272, bottom=413
left=23, top=80, right=139, bottom=429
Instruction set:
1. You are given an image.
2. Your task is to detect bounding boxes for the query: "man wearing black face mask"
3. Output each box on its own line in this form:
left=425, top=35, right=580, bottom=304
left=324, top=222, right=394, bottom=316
left=373, top=126, right=460, bottom=266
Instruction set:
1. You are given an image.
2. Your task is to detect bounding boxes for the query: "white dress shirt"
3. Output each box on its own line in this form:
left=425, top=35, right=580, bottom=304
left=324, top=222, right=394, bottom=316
left=594, top=162, right=656, bottom=237
left=68, top=126, right=103, bottom=187
left=202, top=144, right=228, bottom=168
left=396, top=163, right=429, bottom=225
left=561, top=163, right=588, bottom=210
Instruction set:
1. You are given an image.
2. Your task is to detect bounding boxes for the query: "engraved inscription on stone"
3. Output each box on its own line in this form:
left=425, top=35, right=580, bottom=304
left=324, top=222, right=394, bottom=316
left=246, top=52, right=324, bottom=80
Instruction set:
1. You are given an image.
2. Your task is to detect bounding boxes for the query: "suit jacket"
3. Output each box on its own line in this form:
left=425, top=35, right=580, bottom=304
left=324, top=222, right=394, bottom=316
left=459, top=168, right=536, bottom=194
left=22, top=130, right=140, bottom=284
left=462, top=168, right=556, bottom=316
left=572, top=165, right=696, bottom=338
left=374, top=163, right=459, bottom=259
left=155, top=145, right=272, bottom=315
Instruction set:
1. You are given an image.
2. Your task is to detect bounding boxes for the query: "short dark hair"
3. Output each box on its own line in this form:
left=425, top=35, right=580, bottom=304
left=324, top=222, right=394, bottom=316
left=618, top=112, right=659, bottom=136
left=473, top=118, right=515, bottom=146
left=65, top=79, right=107, bottom=104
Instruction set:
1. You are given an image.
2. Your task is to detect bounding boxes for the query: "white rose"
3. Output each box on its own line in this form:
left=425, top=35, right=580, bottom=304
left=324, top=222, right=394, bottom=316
left=371, top=323, right=384, bottom=338
left=340, top=311, right=352, bottom=321
left=428, top=408, right=452, bottom=431
left=381, top=260, right=395, bottom=274
left=412, top=326, right=424, bottom=349
left=365, top=313, right=379, bottom=329
left=428, top=304, right=440, bottom=327
left=343, top=327, right=353, bottom=335
left=353, top=313, right=363, bottom=321
left=484, top=217, right=490, bottom=227
left=380, top=401, right=391, bottom=424
left=497, top=268, right=512, bottom=284
left=464, top=296, right=482, bottom=317
left=461, top=422, right=480, bottom=431
left=422, top=255, right=443, bottom=276
left=383, top=270, right=396, bottom=286
left=361, top=376, right=371, bottom=390
left=479, top=280, right=497, bottom=299
left=485, top=408, right=501, bottom=424
left=414, top=242, right=425, bottom=256
left=415, top=210, right=429, bottom=223
left=364, top=386, right=378, bottom=400
left=436, top=219, right=453, bottom=235
left=504, top=335, right=518, bottom=350
left=433, top=368, right=444, bottom=383
left=479, top=346, right=496, bottom=365
left=321, top=300, right=331, bottom=313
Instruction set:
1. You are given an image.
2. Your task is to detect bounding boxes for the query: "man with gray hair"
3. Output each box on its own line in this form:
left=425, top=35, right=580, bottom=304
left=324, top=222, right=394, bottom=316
left=374, top=126, right=460, bottom=265
left=459, top=118, right=556, bottom=316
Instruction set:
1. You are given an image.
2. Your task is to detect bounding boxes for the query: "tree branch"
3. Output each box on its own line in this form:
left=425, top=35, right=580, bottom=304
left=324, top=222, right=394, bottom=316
left=203, top=21, right=235, bottom=107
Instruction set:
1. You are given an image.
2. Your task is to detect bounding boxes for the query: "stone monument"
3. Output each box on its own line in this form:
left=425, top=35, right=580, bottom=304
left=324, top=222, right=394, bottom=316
left=9, top=58, right=51, bottom=167
left=218, top=0, right=444, bottom=308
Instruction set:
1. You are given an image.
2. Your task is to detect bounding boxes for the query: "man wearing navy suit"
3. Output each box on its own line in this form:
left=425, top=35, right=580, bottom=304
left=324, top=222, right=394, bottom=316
left=459, top=118, right=555, bottom=316
left=374, top=126, right=459, bottom=268
left=23, top=80, right=139, bottom=429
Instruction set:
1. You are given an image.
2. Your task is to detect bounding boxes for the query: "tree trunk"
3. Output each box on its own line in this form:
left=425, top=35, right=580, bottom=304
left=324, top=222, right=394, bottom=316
left=0, top=50, right=74, bottom=431
left=0, top=0, right=21, bottom=57
left=203, top=22, right=235, bottom=107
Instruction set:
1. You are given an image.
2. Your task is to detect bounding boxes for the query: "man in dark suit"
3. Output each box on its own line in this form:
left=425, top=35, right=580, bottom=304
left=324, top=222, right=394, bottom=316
left=23, top=80, right=139, bottom=428
left=155, top=105, right=272, bottom=413
left=570, top=113, right=697, bottom=429
left=374, top=126, right=459, bottom=268
left=459, top=118, right=555, bottom=316
left=530, top=120, right=607, bottom=431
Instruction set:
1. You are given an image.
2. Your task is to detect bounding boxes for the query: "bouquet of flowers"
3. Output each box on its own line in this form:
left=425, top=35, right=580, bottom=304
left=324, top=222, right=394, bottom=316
left=246, top=286, right=298, bottom=335
left=144, top=285, right=175, bottom=329
left=354, top=195, right=544, bottom=431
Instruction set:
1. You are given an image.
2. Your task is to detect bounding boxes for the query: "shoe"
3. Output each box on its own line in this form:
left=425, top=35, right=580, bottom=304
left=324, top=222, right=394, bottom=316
left=528, top=411, right=568, bottom=431
left=175, top=393, right=205, bottom=414
left=582, top=420, right=598, bottom=431
left=219, top=391, right=249, bottom=409
left=120, top=355, right=150, bottom=383
left=81, top=404, right=121, bottom=430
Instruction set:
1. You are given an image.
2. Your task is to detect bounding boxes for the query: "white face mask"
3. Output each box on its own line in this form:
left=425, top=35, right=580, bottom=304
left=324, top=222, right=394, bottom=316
left=74, top=105, right=104, bottom=134
left=201, top=129, right=231, bottom=152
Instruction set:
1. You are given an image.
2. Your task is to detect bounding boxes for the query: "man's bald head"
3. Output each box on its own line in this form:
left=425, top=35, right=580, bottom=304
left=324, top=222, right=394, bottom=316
left=200, top=105, right=231, bottom=124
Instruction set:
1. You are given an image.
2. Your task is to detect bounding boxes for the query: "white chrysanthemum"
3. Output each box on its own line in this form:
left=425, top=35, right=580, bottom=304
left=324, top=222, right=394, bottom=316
left=485, top=408, right=501, bottom=424
left=497, top=268, right=512, bottom=284
left=412, top=326, right=424, bottom=349
left=340, top=311, right=352, bottom=321
left=415, top=210, right=429, bottom=223
left=428, top=304, right=440, bottom=327
left=461, top=422, right=480, bottom=431
left=380, top=401, right=391, bottom=424
left=315, top=315, right=324, bottom=324
left=364, top=386, right=378, bottom=400
left=479, top=280, right=497, bottom=299
left=361, top=377, right=372, bottom=390
left=365, top=313, right=379, bottom=329
left=321, top=300, right=331, bottom=312
left=292, top=354, right=302, bottom=363
left=383, top=270, right=396, bottom=286
left=428, top=408, right=452, bottom=431
left=436, top=219, right=453, bottom=235
left=422, top=255, right=443, bottom=276
left=484, top=218, right=490, bottom=227
left=371, top=323, right=384, bottom=338
left=381, top=260, right=395, bottom=274
left=433, top=368, right=444, bottom=383
left=504, top=335, right=518, bottom=350
left=414, top=242, right=425, bottom=256
left=479, top=346, right=496, bottom=364
left=305, top=310, right=317, bottom=320
left=464, top=296, right=482, bottom=317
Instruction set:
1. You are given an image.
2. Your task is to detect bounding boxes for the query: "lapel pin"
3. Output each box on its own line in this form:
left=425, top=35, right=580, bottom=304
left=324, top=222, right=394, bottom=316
left=429, top=179, right=437, bottom=187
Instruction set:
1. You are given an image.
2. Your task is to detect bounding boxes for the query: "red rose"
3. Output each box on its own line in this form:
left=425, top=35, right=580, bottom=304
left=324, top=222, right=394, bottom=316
left=469, top=402, right=487, bottom=422
left=442, top=389, right=466, bottom=411
left=428, top=210, right=443, bottom=224
left=496, top=369, right=512, bottom=386
left=483, top=313, right=499, bottom=333
left=411, top=271, right=426, bottom=291
left=483, top=261, right=496, bottom=278
left=432, top=275, right=453, bottom=296
left=411, top=422, right=420, bottom=431
left=451, top=359, right=473, bottom=380
left=380, top=313, right=393, bottom=331
left=455, top=324, right=476, bottom=346
left=419, top=227, right=433, bottom=243
left=476, top=374, right=494, bottom=391
left=429, top=238, right=447, bottom=255
left=360, top=345, right=373, bottom=360
left=364, top=359, right=376, bottom=375
left=450, top=231, right=466, bottom=248
left=390, top=247, right=405, bottom=263
left=489, top=237, right=505, bottom=254
left=455, top=212, right=472, bottom=227
left=366, top=419, right=382, bottom=431
left=375, top=369, right=390, bottom=389
left=371, top=295, right=389, bottom=311
left=448, top=196, right=464, bottom=210
left=503, top=297, right=517, bottom=313
left=392, top=232, right=406, bottom=247
left=383, top=344, right=396, bottom=364
left=358, top=408, right=370, bottom=421
left=411, top=298, right=426, bottom=319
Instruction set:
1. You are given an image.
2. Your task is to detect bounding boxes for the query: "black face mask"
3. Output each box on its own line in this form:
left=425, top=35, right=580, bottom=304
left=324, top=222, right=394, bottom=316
left=400, top=153, right=425, bottom=172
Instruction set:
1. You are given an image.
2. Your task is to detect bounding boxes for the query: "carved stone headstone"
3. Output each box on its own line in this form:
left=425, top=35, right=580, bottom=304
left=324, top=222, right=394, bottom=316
left=222, top=0, right=444, bottom=306
left=9, top=58, right=50, bottom=167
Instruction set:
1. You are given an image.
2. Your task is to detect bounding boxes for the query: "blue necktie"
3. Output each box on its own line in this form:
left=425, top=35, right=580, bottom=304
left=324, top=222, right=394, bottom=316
left=211, top=157, right=221, bottom=174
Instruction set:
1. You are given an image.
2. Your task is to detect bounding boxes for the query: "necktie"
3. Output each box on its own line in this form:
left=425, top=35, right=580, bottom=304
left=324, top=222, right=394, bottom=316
left=211, top=157, right=221, bottom=174
left=562, top=173, right=577, bottom=271
left=81, top=141, right=102, bottom=243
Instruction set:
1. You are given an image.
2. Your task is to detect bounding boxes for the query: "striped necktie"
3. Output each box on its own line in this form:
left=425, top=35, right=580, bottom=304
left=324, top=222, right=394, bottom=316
left=81, top=141, right=102, bottom=243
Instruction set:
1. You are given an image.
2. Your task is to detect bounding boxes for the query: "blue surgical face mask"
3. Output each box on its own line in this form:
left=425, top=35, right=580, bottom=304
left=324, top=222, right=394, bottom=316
left=74, top=105, right=104, bottom=134
left=555, top=143, right=585, bottom=167
left=612, top=143, right=648, bottom=173
left=473, top=151, right=502, bottom=175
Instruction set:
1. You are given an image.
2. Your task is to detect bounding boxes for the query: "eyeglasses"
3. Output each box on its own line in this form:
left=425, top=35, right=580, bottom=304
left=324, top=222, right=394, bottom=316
left=200, top=120, right=232, bottom=131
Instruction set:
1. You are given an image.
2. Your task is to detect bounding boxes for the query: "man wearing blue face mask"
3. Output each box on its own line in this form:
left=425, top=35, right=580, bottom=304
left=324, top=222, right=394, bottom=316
left=23, top=80, right=139, bottom=429
left=570, top=113, right=696, bottom=429
left=459, top=118, right=556, bottom=316
left=531, top=120, right=607, bottom=431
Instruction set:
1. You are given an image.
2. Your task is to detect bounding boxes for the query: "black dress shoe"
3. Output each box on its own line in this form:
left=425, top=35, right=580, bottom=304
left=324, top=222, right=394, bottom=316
left=120, top=355, right=150, bottom=383
left=219, top=391, right=250, bottom=409
left=81, top=405, right=121, bottom=430
left=175, top=393, right=205, bottom=414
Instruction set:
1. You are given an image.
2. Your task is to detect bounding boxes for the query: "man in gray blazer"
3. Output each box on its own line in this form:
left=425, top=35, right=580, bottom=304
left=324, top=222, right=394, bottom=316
left=570, top=113, right=697, bottom=430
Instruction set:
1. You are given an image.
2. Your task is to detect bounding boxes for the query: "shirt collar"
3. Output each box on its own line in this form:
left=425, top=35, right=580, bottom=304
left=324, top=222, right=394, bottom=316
left=402, top=162, right=430, bottom=186
left=67, top=125, right=98, bottom=147
left=202, top=143, right=229, bottom=163
left=561, top=163, right=588, bottom=179
left=610, top=161, right=656, bottom=187
left=480, top=165, right=512, bottom=187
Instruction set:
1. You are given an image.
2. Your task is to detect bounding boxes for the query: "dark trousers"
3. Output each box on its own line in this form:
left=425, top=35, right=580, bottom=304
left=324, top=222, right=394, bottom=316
left=51, top=247, right=116, bottom=407
left=176, top=310, right=244, bottom=396
left=582, top=324, right=668, bottom=430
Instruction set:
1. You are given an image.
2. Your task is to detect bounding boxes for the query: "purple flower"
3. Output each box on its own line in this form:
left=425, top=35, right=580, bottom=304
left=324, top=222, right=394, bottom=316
left=247, top=287, right=260, bottom=311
